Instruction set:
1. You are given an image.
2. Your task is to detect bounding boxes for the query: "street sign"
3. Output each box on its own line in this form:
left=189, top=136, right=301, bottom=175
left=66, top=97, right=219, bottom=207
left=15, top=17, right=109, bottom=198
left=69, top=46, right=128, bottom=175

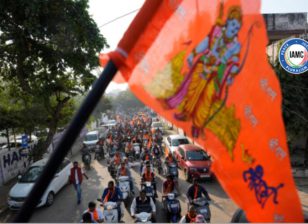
left=21, top=135, right=28, bottom=149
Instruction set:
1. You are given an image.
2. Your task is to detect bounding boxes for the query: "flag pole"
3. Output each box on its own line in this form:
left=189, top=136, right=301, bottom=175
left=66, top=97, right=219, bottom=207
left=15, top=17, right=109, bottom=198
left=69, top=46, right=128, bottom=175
left=14, top=61, right=117, bottom=222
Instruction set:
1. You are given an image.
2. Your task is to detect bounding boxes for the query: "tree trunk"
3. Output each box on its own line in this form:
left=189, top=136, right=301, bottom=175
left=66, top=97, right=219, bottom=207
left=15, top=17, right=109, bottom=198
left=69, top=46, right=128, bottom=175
left=6, top=128, right=10, bottom=151
left=13, top=128, right=16, bottom=148
left=43, top=126, right=57, bottom=154
left=42, top=96, right=70, bottom=154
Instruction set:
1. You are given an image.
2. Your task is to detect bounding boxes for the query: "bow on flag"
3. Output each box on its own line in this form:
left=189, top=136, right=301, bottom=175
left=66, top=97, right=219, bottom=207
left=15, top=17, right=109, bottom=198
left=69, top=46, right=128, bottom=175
left=101, top=0, right=304, bottom=222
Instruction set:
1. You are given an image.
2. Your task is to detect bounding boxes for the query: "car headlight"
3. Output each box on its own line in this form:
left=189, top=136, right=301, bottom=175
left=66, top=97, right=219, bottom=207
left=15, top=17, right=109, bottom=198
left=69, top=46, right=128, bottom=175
left=190, top=167, right=197, bottom=172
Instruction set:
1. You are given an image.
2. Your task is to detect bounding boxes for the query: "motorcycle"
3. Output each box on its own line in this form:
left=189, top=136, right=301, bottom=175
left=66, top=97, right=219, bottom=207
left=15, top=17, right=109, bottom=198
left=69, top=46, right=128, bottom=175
left=141, top=181, right=156, bottom=202
left=135, top=212, right=152, bottom=223
left=95, top=145, right=104, bottom=161
left=98, top=199, right=119, bottom=223
left=133, top=143, right=141, bottom=160
left=162, top=193, right=181, bottom=223
left=164, top=163, right=179, bottom=179
left=117, top=176, right=132, bottom=207
left=82, top=150, right=91, bottom=170
left=153, top=157, right=163, bottom=174
left=190, top=197, right=211, bottom=222
left=107, top=161, right=118, bottom=179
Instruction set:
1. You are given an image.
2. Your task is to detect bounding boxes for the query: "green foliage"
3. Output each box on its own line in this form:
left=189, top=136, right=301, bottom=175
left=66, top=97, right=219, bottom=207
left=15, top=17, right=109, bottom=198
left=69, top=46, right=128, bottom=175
left=110, top=90, right=145, bottom=111
left=0, top=0, right=108, bottom=148
left=92, top=96, right=112, bottom=119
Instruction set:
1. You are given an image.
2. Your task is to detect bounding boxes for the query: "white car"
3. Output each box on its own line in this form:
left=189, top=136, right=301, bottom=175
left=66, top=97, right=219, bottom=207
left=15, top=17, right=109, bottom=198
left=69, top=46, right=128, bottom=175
left=8, top=158, right=72, bottom=210
left=151, top=121, right=164, bottom=134
left=83, top=130, right=100, bottom=150
left=165, top=135, right=190, bottom=154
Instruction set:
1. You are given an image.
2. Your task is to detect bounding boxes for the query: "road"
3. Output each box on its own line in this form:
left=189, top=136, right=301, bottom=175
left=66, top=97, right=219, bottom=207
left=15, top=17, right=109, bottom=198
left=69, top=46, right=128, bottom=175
left=0, top=153, right=238, bottom=223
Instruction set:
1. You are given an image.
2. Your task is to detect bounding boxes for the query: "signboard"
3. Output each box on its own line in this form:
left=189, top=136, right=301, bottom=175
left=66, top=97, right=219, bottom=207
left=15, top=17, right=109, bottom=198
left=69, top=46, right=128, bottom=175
left=21, top=134, right=28, bottom=148
left=0, top=147, right=31, bottom=185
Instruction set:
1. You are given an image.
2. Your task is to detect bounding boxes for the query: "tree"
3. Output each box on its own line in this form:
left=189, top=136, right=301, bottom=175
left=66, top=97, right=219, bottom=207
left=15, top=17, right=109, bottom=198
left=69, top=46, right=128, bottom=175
left=0, top=0, right=108, bottom=149
left=111, top=90, right=144, bottom=111
left=92, top=96, right=113, bottom=120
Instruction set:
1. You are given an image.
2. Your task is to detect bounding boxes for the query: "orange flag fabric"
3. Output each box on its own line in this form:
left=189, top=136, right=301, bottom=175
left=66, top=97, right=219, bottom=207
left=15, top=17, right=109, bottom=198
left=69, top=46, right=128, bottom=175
left=106, top=0, right=304, bottom=222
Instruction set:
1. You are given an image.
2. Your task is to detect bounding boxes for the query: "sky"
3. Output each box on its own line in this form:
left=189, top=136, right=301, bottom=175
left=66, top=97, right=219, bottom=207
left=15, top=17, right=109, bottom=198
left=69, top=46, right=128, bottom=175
left=88, top=0, right=308, bottom=92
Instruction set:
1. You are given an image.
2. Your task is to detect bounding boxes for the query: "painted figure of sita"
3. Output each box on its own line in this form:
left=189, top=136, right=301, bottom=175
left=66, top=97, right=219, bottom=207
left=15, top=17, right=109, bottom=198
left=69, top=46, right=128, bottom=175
left=147, top=2, right=256, bottom=159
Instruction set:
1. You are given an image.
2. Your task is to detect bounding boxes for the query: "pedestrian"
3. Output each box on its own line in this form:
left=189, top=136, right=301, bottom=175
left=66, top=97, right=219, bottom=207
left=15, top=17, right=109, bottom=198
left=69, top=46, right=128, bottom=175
left=69, top=161, right=89, bottom=204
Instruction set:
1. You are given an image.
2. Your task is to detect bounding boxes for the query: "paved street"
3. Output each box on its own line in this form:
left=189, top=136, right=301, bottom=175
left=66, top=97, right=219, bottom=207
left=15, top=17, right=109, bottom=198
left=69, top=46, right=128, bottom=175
left=0, top=152, right=238, bottom=223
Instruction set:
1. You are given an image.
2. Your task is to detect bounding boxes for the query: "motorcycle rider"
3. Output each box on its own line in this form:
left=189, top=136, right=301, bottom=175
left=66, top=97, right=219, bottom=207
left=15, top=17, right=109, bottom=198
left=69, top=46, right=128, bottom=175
left=186, top=179, right=211, bottom=203
left=117, top=161, right=135, bottom=194
left=112, top=151, right=121, bottom=167
left=101, top=181, right=123, bottom=221
left=165, top=152, right=176, bottom=164
left=83, top=201, right=103, bottom=223
left=162, top=175, right=179, bottom=196
left=163, top=152, right=177, bottom=175
left=152, top=143, right=161, bottom=158
left=142, top=164, right=157, bottom=197
left=130, top=189, right=156, bottom=222
left=82, top=212, right=92, bottom=223
left=179, top=206, right=197, bottom=223
left=140, top=148, right=152, bottom=174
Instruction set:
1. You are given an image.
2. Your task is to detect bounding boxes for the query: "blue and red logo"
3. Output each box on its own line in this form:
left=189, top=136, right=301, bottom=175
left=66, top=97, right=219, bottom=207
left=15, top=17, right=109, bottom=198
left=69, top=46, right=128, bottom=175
left=279, top=38, right=308, bottom=74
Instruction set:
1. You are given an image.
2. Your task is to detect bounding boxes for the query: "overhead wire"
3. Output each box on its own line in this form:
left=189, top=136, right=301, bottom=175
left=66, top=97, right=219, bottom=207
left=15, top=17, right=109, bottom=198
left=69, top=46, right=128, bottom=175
left=98, top=8, right=140, bottom=28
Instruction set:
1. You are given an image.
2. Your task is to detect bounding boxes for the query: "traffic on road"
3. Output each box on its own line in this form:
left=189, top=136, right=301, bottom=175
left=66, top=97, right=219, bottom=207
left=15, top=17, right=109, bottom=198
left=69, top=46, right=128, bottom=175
left=2, top=109, right=240, bottom=223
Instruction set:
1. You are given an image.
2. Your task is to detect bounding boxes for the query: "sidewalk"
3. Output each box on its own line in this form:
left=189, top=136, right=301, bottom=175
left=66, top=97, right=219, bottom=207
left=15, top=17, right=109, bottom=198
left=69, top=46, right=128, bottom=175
left=0, top=178, right=16, bottom=215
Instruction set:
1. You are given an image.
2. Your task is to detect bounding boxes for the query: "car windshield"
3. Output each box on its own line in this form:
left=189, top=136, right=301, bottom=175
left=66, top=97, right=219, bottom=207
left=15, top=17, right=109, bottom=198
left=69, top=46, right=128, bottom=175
left=171, top=138, right=189, bottom=146
left=85, top=134, right=98, bottom=141
left=152, top=123, right=162, bottom=128
left=186, top=150, right=210, bottom=161
left=20, top=166, right=44, bottom=183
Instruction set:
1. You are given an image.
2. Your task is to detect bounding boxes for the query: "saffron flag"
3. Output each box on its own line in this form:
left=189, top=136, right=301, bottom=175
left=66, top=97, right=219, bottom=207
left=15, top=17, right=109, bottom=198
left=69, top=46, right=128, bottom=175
left=104, top=0, right=304, bottom=222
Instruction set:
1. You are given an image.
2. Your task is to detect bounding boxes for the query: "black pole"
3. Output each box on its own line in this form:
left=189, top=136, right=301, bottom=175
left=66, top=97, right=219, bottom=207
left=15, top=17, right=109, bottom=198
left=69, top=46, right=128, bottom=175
left=14, top=61, right=118, bottom=222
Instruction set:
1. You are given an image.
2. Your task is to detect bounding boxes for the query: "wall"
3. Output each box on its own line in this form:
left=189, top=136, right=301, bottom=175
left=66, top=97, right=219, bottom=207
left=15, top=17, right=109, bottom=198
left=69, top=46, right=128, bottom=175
left=0, top=147, right=31, bottom=185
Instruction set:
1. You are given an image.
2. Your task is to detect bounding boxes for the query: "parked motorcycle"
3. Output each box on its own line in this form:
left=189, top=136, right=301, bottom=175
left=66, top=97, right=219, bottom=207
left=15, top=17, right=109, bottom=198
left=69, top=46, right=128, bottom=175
left=162, top=193, right=181, bottom=223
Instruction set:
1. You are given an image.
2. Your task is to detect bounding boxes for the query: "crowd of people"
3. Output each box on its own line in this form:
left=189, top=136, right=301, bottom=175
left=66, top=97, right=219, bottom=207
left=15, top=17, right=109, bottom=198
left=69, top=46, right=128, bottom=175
left=73, top=110, right=211, bottom=223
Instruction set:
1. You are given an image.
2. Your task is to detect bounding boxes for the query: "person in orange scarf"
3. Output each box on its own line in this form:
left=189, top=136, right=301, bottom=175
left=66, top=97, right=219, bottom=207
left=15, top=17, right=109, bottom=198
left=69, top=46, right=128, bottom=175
left=83, top=201, right=103, bottom=223
left=186, top=179, right=211, bottom=204
left=112, top=152, right=121, bottom=166
left=162, top=175, right=179, bottom=196
left=142, top=165, right=157, bottom=197
left=101, top=181, right=122, bottom=221
left=116, top=161, right=135, bottom=194
left=179, top=206, right=197, bottom=223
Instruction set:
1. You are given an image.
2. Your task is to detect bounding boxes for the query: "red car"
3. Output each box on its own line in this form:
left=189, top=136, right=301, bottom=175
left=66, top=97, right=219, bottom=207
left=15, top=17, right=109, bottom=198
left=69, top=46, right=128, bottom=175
left=174, top=144, right=212, bottom=181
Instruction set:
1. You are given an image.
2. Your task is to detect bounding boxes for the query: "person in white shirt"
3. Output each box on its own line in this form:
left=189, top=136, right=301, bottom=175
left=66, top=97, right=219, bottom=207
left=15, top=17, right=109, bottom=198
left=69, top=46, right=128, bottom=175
left=130, top=190, right=156, bottom=222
